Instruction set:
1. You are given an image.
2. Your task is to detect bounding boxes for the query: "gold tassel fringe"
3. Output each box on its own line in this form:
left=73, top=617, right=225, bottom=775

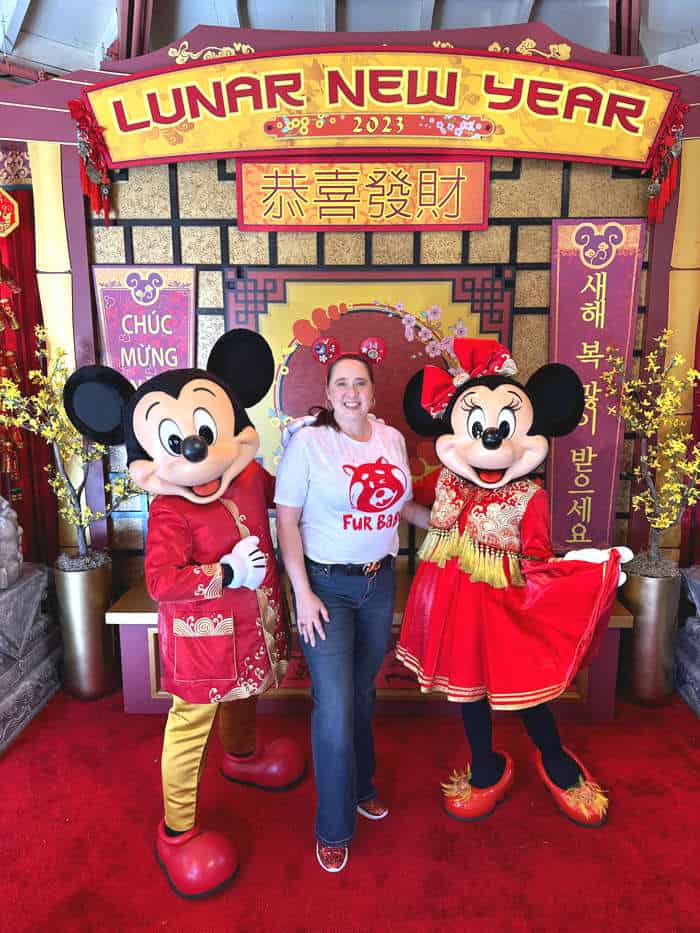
left=441, top=766, right=473, bottom=801
left=564, top=777, right=608, bottom=819
left=418, top=527, right=523, bottom=589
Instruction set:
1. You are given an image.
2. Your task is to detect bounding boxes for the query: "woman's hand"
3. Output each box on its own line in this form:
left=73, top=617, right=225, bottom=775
left=295, top=587, right=330, bottom=647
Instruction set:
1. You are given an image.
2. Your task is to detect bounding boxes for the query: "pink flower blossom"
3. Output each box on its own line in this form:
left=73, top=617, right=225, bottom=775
left=401, top=313, right=417, bottom=328
left=424, top=304, right=442, bottom=322
left=426, top=340, right=442, bottom=357
left=404, top=326, right=415, bottom=342
left=418, top=326, right=433, bottom=343
left=450, top=319, right=468, bottom=338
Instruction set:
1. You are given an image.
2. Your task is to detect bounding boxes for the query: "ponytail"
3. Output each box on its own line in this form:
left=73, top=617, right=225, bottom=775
left=308, top=405, right=339, bottom=431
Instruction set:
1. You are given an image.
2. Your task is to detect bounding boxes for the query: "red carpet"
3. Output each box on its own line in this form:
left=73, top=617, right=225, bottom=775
left=1, top=691, right=698, bottom=933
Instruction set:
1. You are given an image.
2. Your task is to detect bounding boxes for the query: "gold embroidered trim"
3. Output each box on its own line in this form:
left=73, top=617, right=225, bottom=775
left=193, top=563, right=223, bottom=600
left=395, top=645, right=567, bottom=708
left=173, top=614, right=233, bottom=637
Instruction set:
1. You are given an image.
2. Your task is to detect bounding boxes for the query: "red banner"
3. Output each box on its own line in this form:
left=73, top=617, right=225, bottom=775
left=547, top=219, right=646, bottom=552
left=237, top=156, right=488, bottom=231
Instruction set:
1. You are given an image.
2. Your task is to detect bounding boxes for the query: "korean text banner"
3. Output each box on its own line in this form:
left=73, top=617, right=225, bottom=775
left=547, top=219, right=645, bottom=552
left=83, top=48, right=677, bottom=169
left=237, top=156, right=488, bottom=231
left=93, top=266, right=196, bottom=387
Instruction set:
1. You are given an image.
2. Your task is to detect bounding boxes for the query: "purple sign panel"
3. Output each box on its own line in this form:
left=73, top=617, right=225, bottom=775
left=93, top=265, right=196, bottom=386
left=547, top=219, right=646, bottom=552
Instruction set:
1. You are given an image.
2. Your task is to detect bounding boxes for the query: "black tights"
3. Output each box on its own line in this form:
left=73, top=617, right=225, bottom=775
left=460, top=699, right=582, bottom=789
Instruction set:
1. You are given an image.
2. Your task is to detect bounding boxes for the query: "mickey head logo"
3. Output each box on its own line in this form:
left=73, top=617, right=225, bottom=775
left=573, top=223, right=625, bottom=270
left=343, top=457, right=407, bottom=513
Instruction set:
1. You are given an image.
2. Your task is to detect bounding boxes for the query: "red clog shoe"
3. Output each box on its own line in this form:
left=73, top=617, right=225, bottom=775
left=441, top=751, right=514, bottom=821
left=155, top=820, right=238, bottom=899
left=221, top=737, right=306, bottom=790
left=535, top=747, right=608, bottom=828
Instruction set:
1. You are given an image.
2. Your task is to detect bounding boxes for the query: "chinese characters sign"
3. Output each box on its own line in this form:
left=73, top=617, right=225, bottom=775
left=548, top=219, right=646, bottom=552
left=82, top=48, right=677, bottom=169
left=0, top=187, right=19, bottom=238
left=93, top=266, right=196, bottom=387
left=237, top=157, right=488, bottom=230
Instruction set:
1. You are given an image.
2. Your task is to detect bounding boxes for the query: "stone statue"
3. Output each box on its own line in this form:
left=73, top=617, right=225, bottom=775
left=0, top=495, right=23, bottom=589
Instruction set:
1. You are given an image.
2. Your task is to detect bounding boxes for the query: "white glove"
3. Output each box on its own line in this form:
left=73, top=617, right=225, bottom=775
left=220, top=536, right=267, bottom=590
left=562, top=546, right=634, bottom=587
left=281, top=414, right=319, bottom=448
left=280, top=412, right=385, bottom=448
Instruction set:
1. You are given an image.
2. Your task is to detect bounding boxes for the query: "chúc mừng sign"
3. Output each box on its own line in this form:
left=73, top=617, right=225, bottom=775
left=237, top=156, right=489, bottom=231
left=93, top=266, right=196, bottom=387
left=82, top=47, right=678, bottom=170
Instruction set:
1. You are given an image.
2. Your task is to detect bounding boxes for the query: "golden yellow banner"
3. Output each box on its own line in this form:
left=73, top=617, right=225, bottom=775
left=84, top=48, right=677, bottom=169
left=237, top=157, right=488, bottom=230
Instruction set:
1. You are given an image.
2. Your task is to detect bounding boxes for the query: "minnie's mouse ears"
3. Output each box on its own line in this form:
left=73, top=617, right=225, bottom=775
left=312, top=336, right=387, bottom=366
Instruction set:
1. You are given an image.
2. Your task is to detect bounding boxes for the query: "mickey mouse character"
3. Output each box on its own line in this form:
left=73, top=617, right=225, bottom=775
left=397, top=338, right=631, bottom=827
left=63, top=329, right=305, bottom=898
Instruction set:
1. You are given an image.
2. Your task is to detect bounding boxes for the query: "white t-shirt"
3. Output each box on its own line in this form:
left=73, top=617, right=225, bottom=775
left=274, top=420, right=412, bottom=563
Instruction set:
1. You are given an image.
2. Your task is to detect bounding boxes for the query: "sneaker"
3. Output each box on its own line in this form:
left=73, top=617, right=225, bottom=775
left=316, top=841, right=349, bottom=873
left=356, top=797, right=389, bottom=820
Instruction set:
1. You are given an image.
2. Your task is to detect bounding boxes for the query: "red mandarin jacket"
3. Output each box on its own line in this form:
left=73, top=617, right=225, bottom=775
left=144, top=461, right=288, bottom=704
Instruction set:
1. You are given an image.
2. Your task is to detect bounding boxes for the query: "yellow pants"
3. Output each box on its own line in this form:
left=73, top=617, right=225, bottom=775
left=161, top=694, right=258, bottom=831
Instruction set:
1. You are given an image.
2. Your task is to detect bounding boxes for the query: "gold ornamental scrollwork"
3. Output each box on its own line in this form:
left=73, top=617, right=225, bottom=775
left=488, top=38, right=571, bottom=60
left=168, top=40, right=256, bottom=65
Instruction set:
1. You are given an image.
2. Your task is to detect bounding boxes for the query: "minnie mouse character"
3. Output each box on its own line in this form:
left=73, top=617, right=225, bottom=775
left=398, top=337, right=631, bottom=827
left=63, top=329, right=305, bottom=898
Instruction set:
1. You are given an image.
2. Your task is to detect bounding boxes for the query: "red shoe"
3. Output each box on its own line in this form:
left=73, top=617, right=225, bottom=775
left=535, top=747, right=608, bottom=827
left=357, top=797, right=389, bottom=820
left=221, top=737, right=306, bottom=790
left=155, top=820, right=238, bottom=899
left=316, top=841, right=349, bottom=873
left=441, top=752, right=514, bottom=821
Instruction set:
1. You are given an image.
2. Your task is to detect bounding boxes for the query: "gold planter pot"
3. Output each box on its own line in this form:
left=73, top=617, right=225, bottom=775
left=620, top=572, right=681, bottom=704
left=54, top=561, right=118, bottom=700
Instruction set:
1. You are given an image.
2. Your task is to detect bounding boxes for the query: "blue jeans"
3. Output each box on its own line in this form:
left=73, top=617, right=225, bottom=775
left=301, top=558, right=396, bottom=846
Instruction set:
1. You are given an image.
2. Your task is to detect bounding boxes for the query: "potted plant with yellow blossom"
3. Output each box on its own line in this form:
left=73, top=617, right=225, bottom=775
left=0, top=327, right=139, bottom=698
left=602, top=329, right=700, bottom=703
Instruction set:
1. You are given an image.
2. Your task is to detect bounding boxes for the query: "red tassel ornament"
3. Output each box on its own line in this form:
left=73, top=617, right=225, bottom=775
left=647, top=101, right=688, bottom=225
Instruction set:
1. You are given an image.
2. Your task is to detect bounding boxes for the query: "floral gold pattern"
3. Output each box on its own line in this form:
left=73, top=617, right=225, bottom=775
left=488, top=38, right=571, bottom=60
left=168, top=40, right=256, bottom=65
left=419, top=472, right=542, bottom=587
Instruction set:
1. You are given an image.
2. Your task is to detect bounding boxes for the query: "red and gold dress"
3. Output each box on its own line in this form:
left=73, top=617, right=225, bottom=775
left=396, top=468, right=620, bottom=710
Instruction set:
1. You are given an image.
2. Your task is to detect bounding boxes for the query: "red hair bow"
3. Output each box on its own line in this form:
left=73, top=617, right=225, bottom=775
left=420, top=338, right=517, bottom=417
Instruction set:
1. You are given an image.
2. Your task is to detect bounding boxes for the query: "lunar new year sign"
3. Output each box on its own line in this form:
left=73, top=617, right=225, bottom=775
left=82, top=48, right=677, bottom=169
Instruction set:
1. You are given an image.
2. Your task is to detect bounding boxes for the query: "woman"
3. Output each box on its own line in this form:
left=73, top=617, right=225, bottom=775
left=275, top=353, right=428, bottom=873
